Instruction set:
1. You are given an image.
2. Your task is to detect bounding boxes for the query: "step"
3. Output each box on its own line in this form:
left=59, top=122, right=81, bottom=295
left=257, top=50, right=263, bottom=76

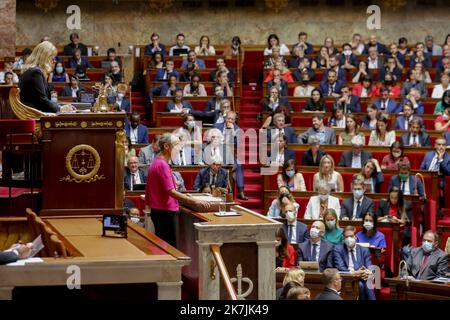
left=244, top=184, right=263, bottom=192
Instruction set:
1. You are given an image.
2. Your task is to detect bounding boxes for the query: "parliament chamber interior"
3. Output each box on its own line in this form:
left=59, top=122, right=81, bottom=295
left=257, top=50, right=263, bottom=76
left=1, top=0, right=450, bottom=303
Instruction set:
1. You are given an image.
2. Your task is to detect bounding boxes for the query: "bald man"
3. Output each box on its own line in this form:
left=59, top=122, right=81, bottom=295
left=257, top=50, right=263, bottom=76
left=297, top=220, right=335, bottom=271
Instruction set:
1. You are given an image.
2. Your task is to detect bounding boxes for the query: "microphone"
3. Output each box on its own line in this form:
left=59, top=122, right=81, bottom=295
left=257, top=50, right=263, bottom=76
left=399, top=260, right=410, bottom=288
left=415, top=172, right=427, bottom=203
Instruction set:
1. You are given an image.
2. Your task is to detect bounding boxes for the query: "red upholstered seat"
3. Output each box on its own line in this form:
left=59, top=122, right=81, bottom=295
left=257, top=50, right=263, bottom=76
left=0, top=119, right=36, bottom=145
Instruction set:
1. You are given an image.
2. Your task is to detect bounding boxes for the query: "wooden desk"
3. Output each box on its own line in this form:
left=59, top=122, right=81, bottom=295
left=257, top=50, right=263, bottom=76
left=276, top=270, right=360, bottom=300
left=385, top=277, right=450, bottom=300
left=0, top=216, right=190, bottom=300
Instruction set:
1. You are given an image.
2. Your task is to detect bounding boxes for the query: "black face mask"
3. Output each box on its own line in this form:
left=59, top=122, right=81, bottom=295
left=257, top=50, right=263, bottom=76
left=302, top=80, right=310, bottom=85
left=384, top=80, right=393, bottom=86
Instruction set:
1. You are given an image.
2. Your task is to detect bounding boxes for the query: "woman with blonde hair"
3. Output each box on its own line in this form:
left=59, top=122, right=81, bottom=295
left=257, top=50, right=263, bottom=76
left=313, top=155, right=344, bottom=192
left=19, top=41, right=74, bottom=113
left=322, top=208, right=343, bottom=245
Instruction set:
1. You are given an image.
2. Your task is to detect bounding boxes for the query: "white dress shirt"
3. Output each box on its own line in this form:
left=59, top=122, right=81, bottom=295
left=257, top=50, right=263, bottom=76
left=130, top=171, right=142, bottom=190
left=286, top=223, right=297, bottom=244
left=130, top=127, right=138, bottom=144
left=352, top=196, right=364, bottom=220
left=400, top=177, right=411, bottom=195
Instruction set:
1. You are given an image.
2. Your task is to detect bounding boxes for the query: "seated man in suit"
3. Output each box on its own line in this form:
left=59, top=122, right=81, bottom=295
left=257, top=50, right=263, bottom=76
left=298, top=113, right=336, bottom=145
left=282, top=203, right=310, bottom=245
left=366, top=46, right=384, bottom=70
left=302, top=135, right=327, bottom=167
left=193, top=155, right=230, bottom=193
left=109, top=61, right=123, bottom=84
left=411, top=42, right=433, bottom=69
left=60, top=74, right=87, bottom=98
left=209, top=57, right=234, bottom=84
left=297, top=220, right=334, bottom=272
left=292, top=31, right=314, bottom=55
left=124, top=156, right=147, bottom=191
left=334, top=226, right=376, bottom=300
left=323, top=55, right=347, bottom=82
left=263, top=86, right=292, bottom=112
left=395, top=102, right=423, bottom=131
left=69, top=48, right=93, bottom=69
left=420, top=138, right=450, bottom=199
left=107, top=83, right=131, bottom=112
left=267, top=69, right=288, bottom=97
left=319, top=69, right=344, bottom=97
left=267, top=113, right=297, bottom=144
left=63, top=32, right=88, bottom=56
left=166, top=89, right=192, bottom=113
left=400, top=118, right=431, bottom=147
left=205, top=86, right=225, bottom=112
left=214, top=110, right=241, bottom=147
left=394, top=88, right=425, bottom=115
left=315, top=268, right=343, bottom=300
left=125, top=112, right=149, bottom=145
left=180, top=50, right=206, bottom=70
left=138, top=135, right=161, bottom=167
left=339, top=43, right=358, bottom=70
left=338, top=135, right=372, bottom=168
left=363, top=35, right=389, bottom=55
left=155, top=59, right=181, bottom=81
left=149, top=75, right=182, bottom=103
left=373, top=87, right=398, bottom=113
left=144, top=32, right=167, bottom=57
left=406, top=230, right=449, bottom=280
left=388, top=159, right=425, bottom=198
left=336, top=85, right=361, bottom=113
left=341, top=177, right=375, bottom=220
left=168, top=33, right=190, bottom=56
left=0, top=242, right=33, bottom=265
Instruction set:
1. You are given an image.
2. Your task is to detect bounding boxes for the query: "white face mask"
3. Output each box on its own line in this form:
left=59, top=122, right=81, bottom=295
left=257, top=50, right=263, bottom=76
left=276, top=240, right=282, bottom=246
left=186, top=121, right=195, bottom=129
left=319, top=194, right=329, bottom=202
left=285, top=170, right=295, bottom=178
left=285, top=210, right=296, bottom=223
left=51, top=97, right=58, bottom=103
left=363, top=221, right=374, bottom=231
left=422, top=240, right=433, bottom=253
left=130, top=217, right=140, bottom=224
left=344, top=49, right=352, bottom=56
left=310, top=227, right=321, bottom=239
left=326, top=220, right=336, bottom=229
left=117, top=93, right=125, bottom=99
left=443, top=114, right=450, bottom=121
left=353, top=189, right=364, bottom=199
left=392, top=151, right=402, bottom=158
left=344, top=236, right=356, bottom=248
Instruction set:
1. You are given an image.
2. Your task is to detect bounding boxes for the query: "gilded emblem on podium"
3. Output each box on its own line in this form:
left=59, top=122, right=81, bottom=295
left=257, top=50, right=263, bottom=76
left=60, top=144, right=106, bottom=183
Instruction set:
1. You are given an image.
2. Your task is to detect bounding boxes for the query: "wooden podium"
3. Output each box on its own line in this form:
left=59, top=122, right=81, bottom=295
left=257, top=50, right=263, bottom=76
left=40, top=113, right=126, bottom=216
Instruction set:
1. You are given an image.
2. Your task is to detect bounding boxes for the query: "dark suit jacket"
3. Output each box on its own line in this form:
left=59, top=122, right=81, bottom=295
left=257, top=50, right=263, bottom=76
left=0, top=251, right=19, bottom=265
left=106, top=96, right=131, bottom=112
left=180, top=58, right=206, bottom=70
left=400, top=132, right=431, bottom=147
left=19, top=67, right=59, bottom=113
left=373, top=99, right=398, bottom=113
left=379, top=67, right=403, bottom=82
left=410, top=52, right=433, bottom=69
left=363, top=43, right=389, bottom=55
left=283, top=221, right=310, bottom=244
left=262, top=97, right=292, bottom=112
left=150, top=84, right=182, bottom=99
left=420, top=151, right=450, bottom=177
left=291, top=42, right=314, bottom=55
left=124, top=168, right=147, bottom=191
left=297, top=239, right=334, bottom=272
left=302, top=149, right=327, bottom=166
left=209, top=68, right=235, bottom=84
left=213, top=122, right=241, bottom=146
left=204, top=97, right=222, bottom=112
left=266, top=127, right=297, bottom=144
left=267, top=80, right=288, bottom=97
left=125, top=123, right=149, bottom=144
left=341, top=196, right=375, bottom=220
left=338, top=95, right=361, bottom=113
left=395, top=115, right=424, bottom=130
left=193, top=167, right=229, bottom=191
left=388, top=175, right=425, bottom=198
left=445, top=132, right=450, bottom=145
left=376, top=199, right=412, bottom=222
left=323, top=67, right=347, bottom=82
left=338, top=150, right=372, bottom=168
left=63, top=43, right=88, bottom=56
left=292, top=67, right=316, bottom=81
left=407, top=247, right=449, bottom=280
left=155, top=69, right=181, bottom=81
left=334, top=244, right=372, bottom=271
left=166, top=100, right=192, bottom=112
left=339, top=53, right=358, bottom=68
left=144, top=43, right=167, bottom=57
left=319, top=80, right=345, bottom=97
left=60, top=85, right=87, bottom=98
left=315, top=287, right=343, bottom=300
left=69, top=57, right=93, bottom=69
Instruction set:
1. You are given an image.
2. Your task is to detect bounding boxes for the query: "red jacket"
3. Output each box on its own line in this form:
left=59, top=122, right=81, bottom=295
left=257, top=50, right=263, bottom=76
left=352, top=83, right=380, bottom=97
left=282, top=244, right=298, bottom=268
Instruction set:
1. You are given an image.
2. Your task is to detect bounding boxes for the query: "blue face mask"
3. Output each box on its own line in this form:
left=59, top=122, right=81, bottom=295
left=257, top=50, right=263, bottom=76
left=422, top=240, right=433, bottom=253
left=285, top=170, right=295, bottom=178
left=55, top=66, right=63, bottom=74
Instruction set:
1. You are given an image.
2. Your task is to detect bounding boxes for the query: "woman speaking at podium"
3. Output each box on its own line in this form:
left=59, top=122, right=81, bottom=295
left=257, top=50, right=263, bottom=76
left=19, top=41, right=75, bottom=113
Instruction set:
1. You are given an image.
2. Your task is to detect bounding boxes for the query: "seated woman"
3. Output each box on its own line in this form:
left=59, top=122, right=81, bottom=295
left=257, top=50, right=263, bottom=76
left=431, top=73, right=450, bottom=100
left=264, top=34, right=290, bottom=56
left=223, top=36, right=245, bottom=66
left=166, top=89, right=192, bottom=113
left=433, top=89, right=450, bottom=115
left=194, top=35, right=216, bottom=56
left=322, top=208, right=343, bottom=245
left=368, top=114, right=396, bottom=146
left=413, top=62, right=432, bottom=84
left=381, top=140, right=409, bottom=170
left=324, top=37, right=339, bottom=56
left=183, top=74, right=207, bottom=97
left=352, top=75, right=380, bottom=98
left=303, top=89, right=326, bottom=112
left=339, top=114, right=365, bottom=145
left=275, top=227, right=297, bottom=270
left=313, top=155, right=344, bottom=192
left=264, top=46, right=287, bottom=70
left=276, top=269, right=305, bottom=300
left=376, top=187, right=412, bottom=246
left=361, top=104, right=380, bottom=130
left=293, top=71, right=315, bottom=97
left=265, top=61, right=293, bottom=82
left=277, top=159, right=306, bottom=192
left=48, top=61, right=69, bottom=83
left=178, top=114, right=202, bottom=149
left=352, top=60, right=372, bottom=83
left=312, top=46, right=329, bottom=70
left=359, top=158, right=384, bottom=193
left=215, top=70, right=233, bottom=97
left=328, top=103, right=346, bottom=129
left=304, top=181, right=341, bottom=220
left=434, top=106, right=450, bottom=132
left=382, top=72, right=401, bottom=98
left=149, top=51, right=164, bottom=69
left=356, top=212, right=386, bottom=250
left=267, top=186, right=300, bottom=218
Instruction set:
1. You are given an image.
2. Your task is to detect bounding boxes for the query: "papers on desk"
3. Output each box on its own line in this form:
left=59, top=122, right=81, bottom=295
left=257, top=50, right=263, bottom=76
left=431, top=277, right=450, bottom=284
left=7, top=257, right=44, bottom=266
left=30, top=235, right=44, bottom=258
left=189, top=195, right=223, bottom=202
left=214, top=211, right=241, bottom=217
left=356, top=242, right=370, bottom=248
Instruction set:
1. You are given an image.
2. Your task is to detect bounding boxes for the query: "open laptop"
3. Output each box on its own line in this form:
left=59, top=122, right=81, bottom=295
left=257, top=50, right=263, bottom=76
left=172, top=48, right=189, bottom=56
left=132, top=183, right=146, bottom=191
left=80, top=92, right=95, bottom=104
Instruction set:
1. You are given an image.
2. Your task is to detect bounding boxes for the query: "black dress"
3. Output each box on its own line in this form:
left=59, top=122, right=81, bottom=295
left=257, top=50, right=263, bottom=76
left=19, top=67, right=59, bottom=113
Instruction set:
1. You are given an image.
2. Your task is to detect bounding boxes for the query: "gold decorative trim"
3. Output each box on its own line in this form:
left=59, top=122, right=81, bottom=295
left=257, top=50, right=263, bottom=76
left=55, top=121, right=78, bottom=128
left=80, top=121, right=88, bottom=128
left=61, top=144, right=104, bottom=183
left=115, top=130, right=125, bottom=209
left=44, top=122, right=51, bottom=128
left=116, top=120, right=123, bottom=128
left=91, top=121, right=113, bottom=127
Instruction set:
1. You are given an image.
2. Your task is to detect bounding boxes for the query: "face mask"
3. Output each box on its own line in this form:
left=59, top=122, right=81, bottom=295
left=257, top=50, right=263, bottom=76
left=310, top=227, right=320, bottom=239
left=276, top=240, right=281, bottom=247
left=363, top=221, right=374, bottom=231
left=279, top=192, right=289, bottom=199
left=131, top=217, right=140, bottom=224
left=326, top=220, right=336, bottom=229
left=344, top=50, right=352, bottom=56
left=384, top=80, right=393, bottom=86
left=285, top=210, right=296, bottom=222
left=319, top=194, right=329, bottom=202
left=344, top=237, right=356, bottom=248
left=443, top=114, right=450, bottom=121
left=422, top=240, right=433, bottom=253
left=55, top=66, right=63, bottom=74
left=216, top=92, right=224, bottom=98
left=399, top=173, right=409, bottom=181
left=353, top=189, right=364, bottom=199
left=185, top=121, right=195, bottom=129
left=302, top=80, right=310, bottom=85
left=51, top=97, right=58, bottom=103
left=117, top=93, right=125, bottom=99
left=285, top=170, right=295, bottom=178
left=392, top=151, right=402, bottom=158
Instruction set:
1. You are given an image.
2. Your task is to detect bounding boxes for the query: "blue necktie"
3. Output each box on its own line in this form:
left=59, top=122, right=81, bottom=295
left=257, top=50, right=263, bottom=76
left=311, top=243, right=318, bottom=262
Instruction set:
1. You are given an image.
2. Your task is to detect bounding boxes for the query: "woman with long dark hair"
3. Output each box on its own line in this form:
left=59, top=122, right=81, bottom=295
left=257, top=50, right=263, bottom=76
left=303, top=88, right=326, bottom=112
left=275, top=227, right=297, bottom=269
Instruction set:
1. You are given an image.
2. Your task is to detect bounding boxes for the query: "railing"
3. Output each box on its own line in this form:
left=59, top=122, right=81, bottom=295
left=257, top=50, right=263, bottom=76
left=210, top=244, right=238, bottom=300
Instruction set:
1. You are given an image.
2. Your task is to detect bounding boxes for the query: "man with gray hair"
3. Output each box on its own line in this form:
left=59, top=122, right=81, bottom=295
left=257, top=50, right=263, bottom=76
left=193, top=154, right=230, bottom=193
left=424, top=35, right=442, bottom=57
left=267, top=113, right=297, bottom=144
left=338, top=135, right=372, bottom=168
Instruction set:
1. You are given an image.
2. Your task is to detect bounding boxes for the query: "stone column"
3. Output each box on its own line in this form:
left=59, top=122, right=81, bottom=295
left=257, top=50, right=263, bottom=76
left=0, top=0, right=16, bottom=57
left=157, top=281, right=183, bottom=300
left=198, top=242, right=221, bottom=300
left=257, top=240, right=277, bottom=300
